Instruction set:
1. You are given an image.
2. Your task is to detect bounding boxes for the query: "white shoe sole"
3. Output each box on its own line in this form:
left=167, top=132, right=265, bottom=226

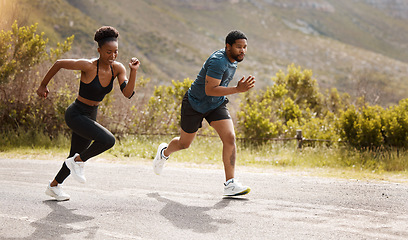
left=45, top=188, right=70, bottom=201
left=224, top=187, right=251, bottom=197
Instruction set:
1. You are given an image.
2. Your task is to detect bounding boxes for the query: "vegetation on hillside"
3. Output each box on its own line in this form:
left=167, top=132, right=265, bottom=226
left=2, top=22, right=408, bottom=151
left=1, top=3, right=408, bottom=173
left=7, top=0, right=408, bottom=106
left=0, top=22, right=74, bottom=137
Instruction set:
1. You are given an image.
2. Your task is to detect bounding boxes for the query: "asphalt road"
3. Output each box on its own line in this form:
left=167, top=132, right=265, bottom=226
left=0, top=158, right=407, bottom=240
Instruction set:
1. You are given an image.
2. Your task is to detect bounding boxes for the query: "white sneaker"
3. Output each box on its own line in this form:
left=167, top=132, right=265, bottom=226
left=224, top=178, right=251, bottom=196
left=65, top=153, right=86, bottom=183
left=45, top=181, right=70, bottom=201
left=153, top=143, right=168, bottom=175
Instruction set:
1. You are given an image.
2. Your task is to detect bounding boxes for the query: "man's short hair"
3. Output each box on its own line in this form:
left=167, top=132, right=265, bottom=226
left=225, top=30, right=247, bottom=46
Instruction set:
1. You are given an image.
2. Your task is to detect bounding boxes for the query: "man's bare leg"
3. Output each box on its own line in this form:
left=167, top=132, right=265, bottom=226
left=210, top=119, right=236, bottom=181
left=163, top=129, right=197, bottom=157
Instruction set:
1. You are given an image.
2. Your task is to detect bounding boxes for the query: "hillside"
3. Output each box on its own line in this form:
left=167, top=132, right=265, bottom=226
left=6, top=0, right=408, bottom=106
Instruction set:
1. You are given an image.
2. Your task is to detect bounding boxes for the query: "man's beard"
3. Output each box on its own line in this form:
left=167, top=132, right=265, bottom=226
left=232, top=53, right=245, bottom=62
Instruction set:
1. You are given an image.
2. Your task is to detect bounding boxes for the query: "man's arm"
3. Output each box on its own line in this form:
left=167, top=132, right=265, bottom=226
left=204, top=75, right=255, bottom=97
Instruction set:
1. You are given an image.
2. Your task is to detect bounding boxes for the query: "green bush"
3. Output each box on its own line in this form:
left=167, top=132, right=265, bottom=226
left=237, top=99, right=280, bottom=140
left=382, top=99, right=408, bottom=149
left=274, top=63, right=322, bottom=113
left=302, top=111, right=339, bottom=142
left=237, top=64, right=334, bottom=141
left=131, top=78, right=193, bottom=134
left=0, top=21, right=74, bottom=84
left=358, top=105, right=384, bottom=149
left=2, top=20, right=408, bottom=157
left=0, top=21, right=74, bottom=136
left=338, top=105, right=384, bottom=150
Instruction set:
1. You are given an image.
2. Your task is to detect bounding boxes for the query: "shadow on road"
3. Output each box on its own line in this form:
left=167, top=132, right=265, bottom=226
left=148, top=192, right=248, bottom=233
left=5, top=200, right=98, bottom=240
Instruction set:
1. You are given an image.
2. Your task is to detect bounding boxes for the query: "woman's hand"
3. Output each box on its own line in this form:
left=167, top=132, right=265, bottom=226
left=129, top=57, right=140, bottom=71
left=36, top=85, right=49, bottom=98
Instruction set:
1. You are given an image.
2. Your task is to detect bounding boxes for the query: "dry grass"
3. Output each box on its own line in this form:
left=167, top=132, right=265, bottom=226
left=1, top=133, right=407, bottom=183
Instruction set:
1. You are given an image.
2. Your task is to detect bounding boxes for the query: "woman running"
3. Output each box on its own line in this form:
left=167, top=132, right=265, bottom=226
left=37, top=26, right=140, bottom=201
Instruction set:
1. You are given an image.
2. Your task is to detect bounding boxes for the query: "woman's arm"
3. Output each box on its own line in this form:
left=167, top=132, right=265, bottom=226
left=116, top=58, right=140, bottom=99
left=36, top=59, right=93, bottom=98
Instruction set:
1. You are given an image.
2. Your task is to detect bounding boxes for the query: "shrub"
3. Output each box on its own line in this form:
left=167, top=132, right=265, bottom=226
left=382, top=99, right=408, bottom=149
left=337, top=105, right=384, bottom=150
left=131, top=78, right=193, bottom=134
left=0, top=21, right=74, bottom=136
left=236, top=99, right=280, bottom=140
left=237, top=64, right=329, bottom=141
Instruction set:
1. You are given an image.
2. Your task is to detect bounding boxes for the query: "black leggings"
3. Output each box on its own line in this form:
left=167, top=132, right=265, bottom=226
left=55, top=99, right=115, bottom=183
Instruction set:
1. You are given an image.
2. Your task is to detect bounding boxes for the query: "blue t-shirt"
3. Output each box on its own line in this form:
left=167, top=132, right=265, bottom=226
left=188, top=49, right=237, bottom=113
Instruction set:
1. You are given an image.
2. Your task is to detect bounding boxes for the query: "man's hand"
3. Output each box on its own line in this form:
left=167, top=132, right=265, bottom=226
left=236, top=75, right=255, bottom=93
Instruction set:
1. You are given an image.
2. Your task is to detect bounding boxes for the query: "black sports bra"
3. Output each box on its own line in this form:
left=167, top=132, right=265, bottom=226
left=78, top=60, right=114, bottom=101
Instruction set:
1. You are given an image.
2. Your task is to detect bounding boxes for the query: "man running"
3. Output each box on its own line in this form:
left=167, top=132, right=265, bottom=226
left=153, top=30, right=255, bottom=196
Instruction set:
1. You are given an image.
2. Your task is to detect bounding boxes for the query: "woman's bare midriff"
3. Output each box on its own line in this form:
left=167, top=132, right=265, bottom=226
left=77, top=95, right=101, bottom=106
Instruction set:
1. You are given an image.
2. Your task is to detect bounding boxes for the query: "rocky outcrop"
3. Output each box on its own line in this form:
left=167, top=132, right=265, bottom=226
left=261, top=0, right=335, bottom=13
left=361, top=0, right=408, bottom=19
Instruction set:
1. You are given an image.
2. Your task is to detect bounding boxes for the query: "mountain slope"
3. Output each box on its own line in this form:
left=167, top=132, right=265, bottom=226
left=12, top=0, right=408, bottom=105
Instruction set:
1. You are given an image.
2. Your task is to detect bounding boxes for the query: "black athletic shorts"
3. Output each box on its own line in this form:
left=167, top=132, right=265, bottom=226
left=180, top=92, right=231, bottom=133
